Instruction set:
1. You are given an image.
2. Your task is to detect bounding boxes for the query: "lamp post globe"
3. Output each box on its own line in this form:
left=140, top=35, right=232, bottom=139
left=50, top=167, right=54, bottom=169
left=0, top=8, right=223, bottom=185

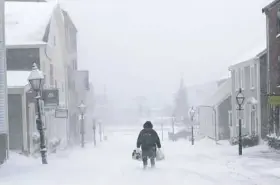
left=236, top=88, right=245, bottom=106
left=78, top=101, right=86, bottom=114
left=189, top=107, right=195, bottom=118
left=28, top=63, right=44, bottom=91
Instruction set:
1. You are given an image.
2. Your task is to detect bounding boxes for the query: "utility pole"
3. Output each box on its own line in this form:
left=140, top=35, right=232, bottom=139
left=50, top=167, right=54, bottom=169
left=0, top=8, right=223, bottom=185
left=93, top=120, right=96, bottom=146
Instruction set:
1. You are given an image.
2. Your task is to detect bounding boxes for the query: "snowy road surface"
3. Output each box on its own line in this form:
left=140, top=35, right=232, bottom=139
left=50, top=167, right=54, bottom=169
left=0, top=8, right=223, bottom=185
left=0, top=128, right=280, bottom=185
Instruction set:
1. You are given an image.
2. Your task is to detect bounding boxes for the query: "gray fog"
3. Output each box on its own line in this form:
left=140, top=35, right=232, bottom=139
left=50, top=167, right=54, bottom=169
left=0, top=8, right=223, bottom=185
left=60, top=0, right=268, bottom=108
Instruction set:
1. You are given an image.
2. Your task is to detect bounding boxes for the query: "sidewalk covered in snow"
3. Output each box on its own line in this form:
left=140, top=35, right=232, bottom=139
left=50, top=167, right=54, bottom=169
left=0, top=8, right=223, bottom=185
left=0, top=128, right=279, bottom=185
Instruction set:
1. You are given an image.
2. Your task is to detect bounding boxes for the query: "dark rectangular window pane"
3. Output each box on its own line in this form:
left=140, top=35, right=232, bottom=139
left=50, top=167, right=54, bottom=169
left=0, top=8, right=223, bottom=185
left=7, top=48, right=40, bottom=71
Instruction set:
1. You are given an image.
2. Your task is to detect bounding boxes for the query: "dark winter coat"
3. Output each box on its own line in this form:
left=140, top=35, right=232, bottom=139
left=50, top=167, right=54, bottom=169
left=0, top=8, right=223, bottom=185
left=136, top=121, right=161, bottom=151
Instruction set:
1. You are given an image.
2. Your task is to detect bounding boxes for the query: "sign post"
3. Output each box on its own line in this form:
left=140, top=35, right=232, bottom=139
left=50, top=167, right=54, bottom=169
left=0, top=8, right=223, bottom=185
left=93, top=120, right=96, bottom=146
left=42, top=89, right=59, bottom=108
left=268, top=95, right=280, bottom=105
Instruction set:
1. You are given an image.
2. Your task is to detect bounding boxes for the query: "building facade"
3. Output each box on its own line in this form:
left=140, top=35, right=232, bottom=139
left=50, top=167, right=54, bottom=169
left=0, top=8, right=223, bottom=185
left=0, top=0, right=8, bottom=165
left=198, top=78, right=231, bottom=140
left=5, top=1, right=80, bottom=153
left=229, top=50, right=266, bottom=140
left=262, top=0, right=280, bottom=136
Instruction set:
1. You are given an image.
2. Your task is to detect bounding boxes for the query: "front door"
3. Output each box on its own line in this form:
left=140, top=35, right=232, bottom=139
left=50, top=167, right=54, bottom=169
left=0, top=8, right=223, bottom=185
left=8, top=94, right=23, bottom=151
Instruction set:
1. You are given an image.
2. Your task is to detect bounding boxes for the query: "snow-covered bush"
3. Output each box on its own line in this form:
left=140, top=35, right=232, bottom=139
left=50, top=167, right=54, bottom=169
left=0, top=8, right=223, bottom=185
left=49, top=138, right=61, bottom=153
left=267, top=134, right=280, bottom=150
left=229, top=133, right=259, bottom=148
left=31, top=132, right=40, bottom=157
left=229, top=136, right=238, bottom=145
left=242, top=134, right=259, bottom=148
left=32, top=132, right=40, bottom=144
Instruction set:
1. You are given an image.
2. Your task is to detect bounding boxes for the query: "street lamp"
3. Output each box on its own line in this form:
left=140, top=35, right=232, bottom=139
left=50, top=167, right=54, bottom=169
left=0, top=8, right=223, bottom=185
left=92, top=119, right=97, bottom=146
left=171, top=114, right=175, bottom=141
left=189, top=107, right=196, bottom=145
left=78, top=101, right=86, bottom=148
left=236, top=88, right=245, bottom=156
left=28, top=63, right=47, bottom=164
left=98, top=120, right=103, bottom=142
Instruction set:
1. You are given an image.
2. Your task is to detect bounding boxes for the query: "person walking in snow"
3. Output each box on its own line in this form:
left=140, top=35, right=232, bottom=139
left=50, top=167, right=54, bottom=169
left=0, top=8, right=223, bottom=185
left=136, top=121, right=161, bottom=168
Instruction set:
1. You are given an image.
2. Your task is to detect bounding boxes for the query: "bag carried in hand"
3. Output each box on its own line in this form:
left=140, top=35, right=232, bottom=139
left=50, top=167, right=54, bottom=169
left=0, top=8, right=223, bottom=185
left=156, top=149, right=165, bottom=161
left=132, top=149, right=142, bottom=161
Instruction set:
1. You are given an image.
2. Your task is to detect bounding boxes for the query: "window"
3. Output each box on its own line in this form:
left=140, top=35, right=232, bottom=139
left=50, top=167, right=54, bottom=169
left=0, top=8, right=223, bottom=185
left=62, top=83, right=64, bottom=92
left=235, top=70, right=239, bottom=90
left=7, top=48, right=40, bottom=70
left=277, top=8, right=280, bottom=34
left=50, top=64, right=54, bottom=86
left=240, top=68, right=245, bottom=89
left=228, top=111, right=232, bottom=127
left=250, top=105, right=257, bottom=135
left=43, top=75, right=47, bottom=88
left=250, top=65, right=255, bottom=89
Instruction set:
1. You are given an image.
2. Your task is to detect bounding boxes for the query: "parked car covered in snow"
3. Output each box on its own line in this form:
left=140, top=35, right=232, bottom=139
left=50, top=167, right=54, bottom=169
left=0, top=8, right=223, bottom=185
left=168, top=129, right=191, bottom=141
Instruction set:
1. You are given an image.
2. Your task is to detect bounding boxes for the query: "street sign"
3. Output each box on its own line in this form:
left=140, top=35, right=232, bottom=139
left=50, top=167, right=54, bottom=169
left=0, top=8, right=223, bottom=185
left=42, top=89, right=59, bottom=108
left=55, top=108, right=68, bottom=118
left=79, top=115, right=85, bottom=120
left=268, top=95, right=280, bottom=105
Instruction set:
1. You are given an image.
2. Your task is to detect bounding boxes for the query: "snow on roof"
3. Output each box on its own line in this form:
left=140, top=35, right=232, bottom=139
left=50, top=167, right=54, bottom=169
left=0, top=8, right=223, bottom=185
left=5, top=1, right=57, bottom=45
left=7, top=71, right=30, bottom=87
left=230, top=44, right=265, bottom=67
left=187, top=81, right=219, bottom=106
left=202, top=78, right=231, bottom=107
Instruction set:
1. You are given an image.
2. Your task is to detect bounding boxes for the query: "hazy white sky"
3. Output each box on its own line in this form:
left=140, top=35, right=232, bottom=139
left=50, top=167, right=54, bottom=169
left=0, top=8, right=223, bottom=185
left=60, top=0, right=269, bottom=108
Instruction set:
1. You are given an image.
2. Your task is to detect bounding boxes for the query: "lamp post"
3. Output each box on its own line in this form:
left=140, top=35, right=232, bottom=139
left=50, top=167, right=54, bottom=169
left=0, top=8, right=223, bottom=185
left=171, top=115, right=175, bottom=141
left=189, top=106, right=196, bottom=145
left=78, top=101, right=86, bottom=148
left=98, top=121, right=103, bottom=142
left=28, top=63, right=47, bottom=164
left=92, top=119, right=96, bottom=146
left=236, top=88, right=245, bottom=156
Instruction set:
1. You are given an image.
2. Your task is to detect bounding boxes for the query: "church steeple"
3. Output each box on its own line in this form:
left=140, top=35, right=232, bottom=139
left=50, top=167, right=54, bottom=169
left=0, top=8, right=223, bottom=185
left=173, top=73, right=189, bottom=122
left=179, top=72, right=185, bottom=89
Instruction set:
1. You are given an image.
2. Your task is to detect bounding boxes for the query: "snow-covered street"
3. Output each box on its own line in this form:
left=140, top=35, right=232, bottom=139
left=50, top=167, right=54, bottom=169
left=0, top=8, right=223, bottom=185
left=0, top=127, right=280, bottom=185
